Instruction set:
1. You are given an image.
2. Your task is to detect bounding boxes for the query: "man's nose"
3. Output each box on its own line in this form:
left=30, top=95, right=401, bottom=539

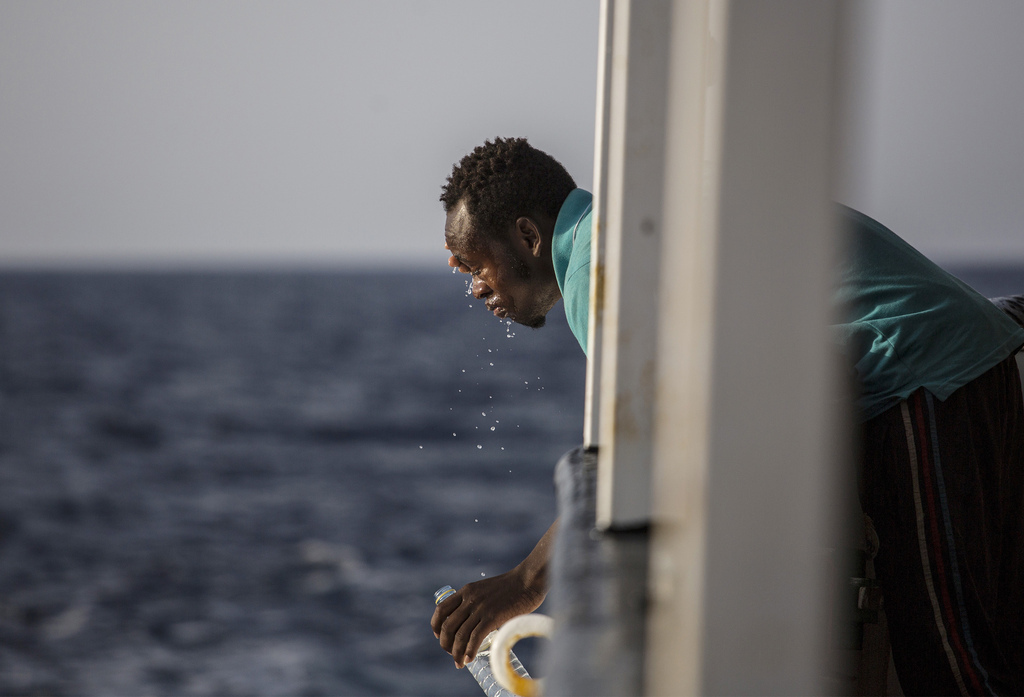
left=471, top=277, right=491, bottom=299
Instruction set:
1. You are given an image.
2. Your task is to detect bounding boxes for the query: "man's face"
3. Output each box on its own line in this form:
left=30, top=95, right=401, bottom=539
left=444, top=202, right=559, bottom=329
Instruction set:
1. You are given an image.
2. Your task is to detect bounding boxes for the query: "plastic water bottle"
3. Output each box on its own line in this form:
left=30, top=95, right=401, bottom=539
left=434, top=585, right=531, bottom=697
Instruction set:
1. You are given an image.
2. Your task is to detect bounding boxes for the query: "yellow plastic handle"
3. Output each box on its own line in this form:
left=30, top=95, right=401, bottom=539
left=489, top=613, right=554, bottom=697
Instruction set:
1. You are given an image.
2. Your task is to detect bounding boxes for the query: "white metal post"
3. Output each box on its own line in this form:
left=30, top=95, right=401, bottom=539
left=583, top=0, right=615, bottom=449
left=595, top=0, right=673, bottom=530
left=643, top=0, right=718, bottom=693
left=646, top=1, right=844, bottom=693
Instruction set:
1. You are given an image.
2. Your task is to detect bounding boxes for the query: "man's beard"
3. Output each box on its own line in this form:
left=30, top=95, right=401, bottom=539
left=505, top=245, right=531, bottom=280
left=501, top=243, right=553, bottom=328
left=518, top=313, right=547, bottom=329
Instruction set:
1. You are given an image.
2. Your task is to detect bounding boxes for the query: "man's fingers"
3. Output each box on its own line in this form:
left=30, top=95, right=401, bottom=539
left=431, top=594, right=462, bottom=642
left=463, top=618, right=496, bottom=665
left=451, top=613, right=483, bottom=669
left=438, top=602, right=474, bottom=654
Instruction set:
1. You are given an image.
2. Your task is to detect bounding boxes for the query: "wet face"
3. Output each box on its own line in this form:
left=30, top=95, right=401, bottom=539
left=444, top=201, right=560, bottom=329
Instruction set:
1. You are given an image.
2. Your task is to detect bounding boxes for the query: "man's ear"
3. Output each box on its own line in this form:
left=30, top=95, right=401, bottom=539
left=514, top=217, right=544, bottom=258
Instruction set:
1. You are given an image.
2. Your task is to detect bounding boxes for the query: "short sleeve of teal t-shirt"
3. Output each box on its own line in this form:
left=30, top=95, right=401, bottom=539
left=834, top=205, right=1024, bottom=420
left=551, top=189, right=593, bottom=355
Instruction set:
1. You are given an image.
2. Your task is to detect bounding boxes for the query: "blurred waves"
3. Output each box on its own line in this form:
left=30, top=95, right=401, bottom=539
left=0, top=270, right=585, bottom=696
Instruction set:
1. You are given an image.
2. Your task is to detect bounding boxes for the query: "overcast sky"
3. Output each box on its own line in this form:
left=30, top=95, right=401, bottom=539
left=839, top=0, right=1024, bottom=264
left=0, top=1, right=599, bottom=268
left=1, top=1, right=1022, bottom=269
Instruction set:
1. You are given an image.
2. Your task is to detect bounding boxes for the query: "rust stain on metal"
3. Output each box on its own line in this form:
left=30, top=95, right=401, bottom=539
left=592, top=261, right=607, bottom=315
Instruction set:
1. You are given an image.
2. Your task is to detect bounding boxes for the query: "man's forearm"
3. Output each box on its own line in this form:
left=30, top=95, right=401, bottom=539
left=514, top=519, right=558, bottom=594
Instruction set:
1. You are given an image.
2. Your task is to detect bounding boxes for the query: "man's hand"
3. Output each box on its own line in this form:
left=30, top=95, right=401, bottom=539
left=431, top=568, right=546, bottom=669
left=431, top=520, right=557, bottom=668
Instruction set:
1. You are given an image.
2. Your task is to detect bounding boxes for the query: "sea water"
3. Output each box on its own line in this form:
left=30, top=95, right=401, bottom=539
left=0, top=270, right=585, bottom=696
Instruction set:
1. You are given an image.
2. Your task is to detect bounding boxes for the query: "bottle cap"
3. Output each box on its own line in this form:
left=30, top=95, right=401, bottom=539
left=434, top=585, right=456, bottom=605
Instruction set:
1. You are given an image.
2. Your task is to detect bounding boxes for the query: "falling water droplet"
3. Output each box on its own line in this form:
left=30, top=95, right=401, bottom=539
left=476, top=445, right=482, bottom=449
left=490, top=426, right=495, bottom=431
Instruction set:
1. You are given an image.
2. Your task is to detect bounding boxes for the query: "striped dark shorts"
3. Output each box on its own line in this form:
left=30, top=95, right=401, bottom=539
left=860, top=353, right=1024, bottom=695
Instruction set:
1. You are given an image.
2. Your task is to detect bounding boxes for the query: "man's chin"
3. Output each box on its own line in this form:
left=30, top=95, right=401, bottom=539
left=516, top=313, right=547, bottom=329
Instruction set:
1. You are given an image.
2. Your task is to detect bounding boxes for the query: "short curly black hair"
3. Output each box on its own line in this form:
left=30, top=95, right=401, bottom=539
left=441, top=137, right=576, bottom=248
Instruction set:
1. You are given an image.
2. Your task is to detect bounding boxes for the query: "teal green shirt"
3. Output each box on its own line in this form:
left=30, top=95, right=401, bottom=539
left=551, top=192, right=1024, bottom=420
left=834, top=205, right=1024, bottom=420
left=551, top=189, right=593, bottom=355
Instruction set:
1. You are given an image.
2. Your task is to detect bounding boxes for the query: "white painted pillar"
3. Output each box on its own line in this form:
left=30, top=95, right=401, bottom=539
left=643, top=0, right=718, bottom=692
left=583, top=0, right=614, bottom=449
left=646, top=1, right=844, bottom=694
left=594, top=0, right=673, bottom=530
